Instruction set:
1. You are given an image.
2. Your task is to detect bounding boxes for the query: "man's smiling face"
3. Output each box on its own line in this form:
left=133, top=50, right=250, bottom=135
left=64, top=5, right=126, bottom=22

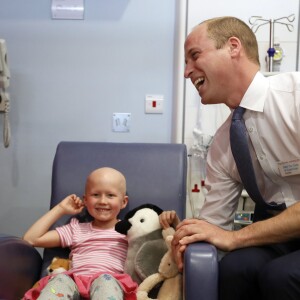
left=184, top=23, right=232, bottom=105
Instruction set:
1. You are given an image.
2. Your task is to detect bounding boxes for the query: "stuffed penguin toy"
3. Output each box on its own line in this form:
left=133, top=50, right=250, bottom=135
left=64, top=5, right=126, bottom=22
left=115, top=204, right=168, bottom=286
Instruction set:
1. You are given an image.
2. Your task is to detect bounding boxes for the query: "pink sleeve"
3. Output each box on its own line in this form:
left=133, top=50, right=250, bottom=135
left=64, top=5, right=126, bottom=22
left=56, top=218, right=79, bottom=248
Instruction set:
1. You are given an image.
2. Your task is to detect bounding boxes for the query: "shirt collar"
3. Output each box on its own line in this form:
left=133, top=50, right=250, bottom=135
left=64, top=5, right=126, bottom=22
left=239, top=71, right=268, bottom=112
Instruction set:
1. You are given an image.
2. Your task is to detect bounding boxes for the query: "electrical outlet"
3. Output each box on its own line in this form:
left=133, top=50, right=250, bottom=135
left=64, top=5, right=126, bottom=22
left=145, top=95, right=164, bottom=114
left=112, top=113, right=131, bottom=132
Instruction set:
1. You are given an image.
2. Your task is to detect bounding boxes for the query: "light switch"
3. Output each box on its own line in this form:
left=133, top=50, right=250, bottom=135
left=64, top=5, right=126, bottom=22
left=145, top=95, right=164, bottom=114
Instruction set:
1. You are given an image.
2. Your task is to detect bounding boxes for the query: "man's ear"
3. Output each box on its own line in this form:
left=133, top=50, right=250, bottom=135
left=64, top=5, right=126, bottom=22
left=83, top=195, right=87, bottom=205
left=228, top=37, right=241, bottom=58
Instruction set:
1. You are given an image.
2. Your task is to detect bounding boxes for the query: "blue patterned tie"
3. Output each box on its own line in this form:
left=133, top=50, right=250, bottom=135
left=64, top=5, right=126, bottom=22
left=230, top=107, right=286, bottom=217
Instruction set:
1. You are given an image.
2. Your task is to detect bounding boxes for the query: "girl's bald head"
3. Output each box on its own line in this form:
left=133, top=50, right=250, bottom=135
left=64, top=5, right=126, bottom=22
left=85, top=167, right=127, bottom=195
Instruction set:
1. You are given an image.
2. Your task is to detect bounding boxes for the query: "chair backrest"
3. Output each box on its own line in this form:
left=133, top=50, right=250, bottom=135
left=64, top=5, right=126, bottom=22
left=41, top=141, right=187, bottom=276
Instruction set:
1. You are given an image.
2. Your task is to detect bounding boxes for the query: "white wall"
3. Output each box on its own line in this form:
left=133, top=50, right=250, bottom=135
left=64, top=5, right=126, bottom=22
left=0, top=0, right=177, bottom=237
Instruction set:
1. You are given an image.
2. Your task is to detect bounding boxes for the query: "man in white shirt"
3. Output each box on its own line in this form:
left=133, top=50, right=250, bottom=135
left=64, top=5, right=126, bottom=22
left=171, top=16, right=300, bottom=300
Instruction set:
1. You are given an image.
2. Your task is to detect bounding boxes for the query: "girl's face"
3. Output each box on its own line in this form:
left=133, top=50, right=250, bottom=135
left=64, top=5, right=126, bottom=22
left=83, top=169, right=128, bottom=229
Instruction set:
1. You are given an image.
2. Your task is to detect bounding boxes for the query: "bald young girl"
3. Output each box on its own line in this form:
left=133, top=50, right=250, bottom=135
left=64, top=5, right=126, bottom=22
left=23, top=167, right=137, bottom=300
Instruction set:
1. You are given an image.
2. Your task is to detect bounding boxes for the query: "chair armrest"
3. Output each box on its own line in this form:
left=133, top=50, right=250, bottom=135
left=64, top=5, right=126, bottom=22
left=0, top=234, right=42, bottom=300
left=184, top=242, right=218, bottom=300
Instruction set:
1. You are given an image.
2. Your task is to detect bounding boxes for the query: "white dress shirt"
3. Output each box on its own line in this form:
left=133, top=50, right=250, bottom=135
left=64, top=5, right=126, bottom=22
left=199, top=71, right=300, bottom=230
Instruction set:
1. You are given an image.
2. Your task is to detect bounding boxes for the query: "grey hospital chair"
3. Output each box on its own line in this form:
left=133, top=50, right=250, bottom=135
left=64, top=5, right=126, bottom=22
left=0, top=141, right=218, bottom=299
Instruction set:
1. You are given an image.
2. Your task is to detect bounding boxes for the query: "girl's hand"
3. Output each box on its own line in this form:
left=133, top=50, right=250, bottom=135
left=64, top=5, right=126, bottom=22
left=159, top=210, right=181, bottom=229
left=59, top=194, right=85, bottom=215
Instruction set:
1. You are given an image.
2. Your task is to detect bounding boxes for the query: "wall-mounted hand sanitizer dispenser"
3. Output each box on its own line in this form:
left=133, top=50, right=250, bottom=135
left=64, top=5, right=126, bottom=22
left=0, top=39, right=10, bottom=89
left=0, top=39, right=11, bottom=148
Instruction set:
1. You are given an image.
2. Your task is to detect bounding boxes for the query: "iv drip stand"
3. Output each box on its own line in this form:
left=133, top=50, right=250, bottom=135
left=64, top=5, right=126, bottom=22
left=249, top=14, right=295, bottom=72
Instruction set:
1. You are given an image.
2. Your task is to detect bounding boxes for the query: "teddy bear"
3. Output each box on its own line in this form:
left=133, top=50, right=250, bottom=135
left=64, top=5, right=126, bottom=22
left=47, top=256, right=71, bottom=275
left=115, top=204, right=168, bottom=286
left=32, top=256, right=71, bottom=289
left=136, top=228, right=183, bottom=300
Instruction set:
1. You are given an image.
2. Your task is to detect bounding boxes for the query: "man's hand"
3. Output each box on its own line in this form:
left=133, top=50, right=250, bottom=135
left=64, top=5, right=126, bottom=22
left=174, top=218, right=234, bottom=250
left=171, top=241, right=186, bottom=272
left=171, top=218, right=236, bottom=271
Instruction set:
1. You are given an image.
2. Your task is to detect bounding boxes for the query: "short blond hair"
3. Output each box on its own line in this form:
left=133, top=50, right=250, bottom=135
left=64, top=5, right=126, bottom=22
left=202, top=16, right=260, bottom=66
